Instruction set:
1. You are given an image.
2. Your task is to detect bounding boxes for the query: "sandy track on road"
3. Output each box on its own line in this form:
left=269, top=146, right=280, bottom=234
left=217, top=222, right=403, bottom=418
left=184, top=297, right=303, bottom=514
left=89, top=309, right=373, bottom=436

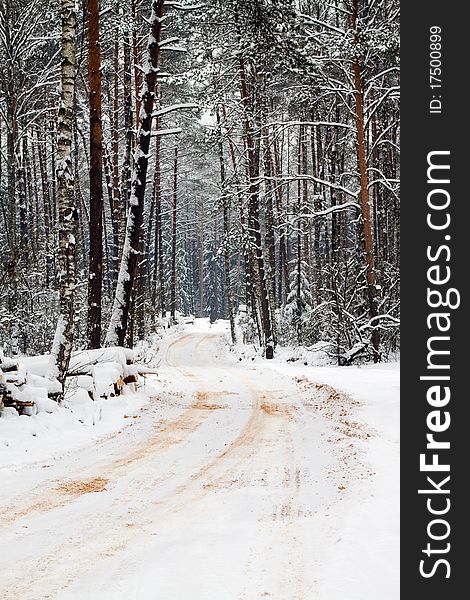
left=0, top=332, right=364, bottom=600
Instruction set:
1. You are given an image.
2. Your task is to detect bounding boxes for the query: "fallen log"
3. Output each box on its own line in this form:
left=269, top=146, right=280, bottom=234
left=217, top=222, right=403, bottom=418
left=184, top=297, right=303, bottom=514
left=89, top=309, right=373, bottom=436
left=0, top=359, right=19, bottom=373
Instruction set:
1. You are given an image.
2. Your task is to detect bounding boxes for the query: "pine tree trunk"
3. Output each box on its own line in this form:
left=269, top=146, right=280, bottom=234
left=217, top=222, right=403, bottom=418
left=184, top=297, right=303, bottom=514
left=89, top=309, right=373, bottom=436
left=220, top=100, right=260, bottom=340
left=235, top=12, right=274, bottom=358
left=105, top=0, right=165, bottom=346
left=262, top=125, right=278, bottom=342
left=300, top=122, right=310, bottom=277
left=170, top=147, right=178, bottom=321
left=23, top=138, right=36, bottom=258
left=73, top=119, right=89, bottom=269
left=37, top=128, right=53, bottom=285
left=273, top=133, right=289, bottom=305
left=156, top=143, right=166, bottom=317
left=86, top=0, right=104, bottom=349
left=4, top=0, right=17, bottom=257
left=216, top=106, right=236, bottom=344
left=47, top=0, right=78, bottom=400
left=351, top=0, right=380, bottom=360
left=28, top=136, right=41, bottom=255
left=49, top=114, right=58, bottom=228
left=17, top=146, right=28, bottom=262
left=197, top=198, right=205, bottom=316
left=310, top=121, right=322, bottom=296
left=6, top=112, right=16, bottom=254
left=296, top=125, right=303, bottom=342
left=3, top=3, right=20, bottom=356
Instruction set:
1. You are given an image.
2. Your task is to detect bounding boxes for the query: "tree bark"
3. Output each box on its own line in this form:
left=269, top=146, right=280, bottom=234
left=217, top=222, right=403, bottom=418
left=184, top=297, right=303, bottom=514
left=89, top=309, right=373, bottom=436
left=216, top=106, right=236, bottom=344
left=170, top=147, right=178, bottom=320
left=132, top=0, right=142, bottom=135
left=153, top=115, right=166, bottom=318
left=220, top=100, right=260, bottom=339
left=121, top=26, right=134, bottom=249
left=236, top=18, right=274, bottom=359
left=351, top=0, right=380, bottom=360
left=262, top=125, right=278, bottom=343
left=47, top=0, right=78, bottom=400
left=272, top=132, right=289, bottom=305
left=86, top=0, right=104, bottom=349
left=197, top=198, right=205, bottom=316
left=3, top=0, right=17, bottom=257
left=105, top=0, right=165, bottom=346
left=111, top=22, right=121, bottom=287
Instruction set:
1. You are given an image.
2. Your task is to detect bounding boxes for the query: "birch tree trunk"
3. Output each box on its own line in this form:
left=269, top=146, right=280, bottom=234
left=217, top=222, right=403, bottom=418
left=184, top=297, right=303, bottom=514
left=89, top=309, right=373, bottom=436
left=47, top=0, right=78, bottom=399
left=132, top=0, right=142, bottom=136
left=121, top=27, right=133, bottom=216
left=111, top=17, right=121, bottom=287
left=105, top=0, right=164, bottom=346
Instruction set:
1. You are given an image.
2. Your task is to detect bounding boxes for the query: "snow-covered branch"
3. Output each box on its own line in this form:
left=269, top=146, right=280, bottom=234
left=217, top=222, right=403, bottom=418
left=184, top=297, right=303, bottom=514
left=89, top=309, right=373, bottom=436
left=150, top=127, right=183, bottom=137
left=152, top=103, right=198, bottom=117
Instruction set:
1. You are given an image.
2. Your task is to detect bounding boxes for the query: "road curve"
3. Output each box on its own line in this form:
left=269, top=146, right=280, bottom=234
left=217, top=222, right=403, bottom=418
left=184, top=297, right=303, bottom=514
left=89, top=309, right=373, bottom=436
left=0, top=332, right=359, bottom=600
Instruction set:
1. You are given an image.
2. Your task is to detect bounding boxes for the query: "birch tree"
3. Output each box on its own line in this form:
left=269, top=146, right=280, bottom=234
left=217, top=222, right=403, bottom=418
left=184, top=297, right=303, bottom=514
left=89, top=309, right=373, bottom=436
left=105, top=0, right=165, bottom=346
left=47, top=0, right=77, bottom=399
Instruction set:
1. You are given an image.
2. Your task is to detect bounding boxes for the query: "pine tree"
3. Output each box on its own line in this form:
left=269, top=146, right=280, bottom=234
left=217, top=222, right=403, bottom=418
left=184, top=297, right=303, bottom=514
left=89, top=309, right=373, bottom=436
left=86, top=0, right=104, bottom=349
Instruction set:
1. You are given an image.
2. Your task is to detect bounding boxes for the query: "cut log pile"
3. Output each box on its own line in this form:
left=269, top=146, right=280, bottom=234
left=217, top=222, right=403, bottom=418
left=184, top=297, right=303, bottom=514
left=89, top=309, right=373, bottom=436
left=0, top=347, right=157, bottom=417
left=0, top=359, right=37, bottom=415
left=67, top=347, right=141, bottom=401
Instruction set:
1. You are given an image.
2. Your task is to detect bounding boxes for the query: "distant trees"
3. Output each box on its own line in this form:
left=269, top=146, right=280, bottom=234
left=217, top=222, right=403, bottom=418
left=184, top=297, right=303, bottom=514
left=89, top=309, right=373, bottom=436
left=192, top=0, right=399, bottom=361
left=0, top=0, right=61, bottom=355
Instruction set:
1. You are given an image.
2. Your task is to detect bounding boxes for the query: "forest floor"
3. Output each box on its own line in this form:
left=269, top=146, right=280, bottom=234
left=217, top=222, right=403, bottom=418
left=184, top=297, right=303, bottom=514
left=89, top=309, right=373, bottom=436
left=0, top=321, right=399, bottom=599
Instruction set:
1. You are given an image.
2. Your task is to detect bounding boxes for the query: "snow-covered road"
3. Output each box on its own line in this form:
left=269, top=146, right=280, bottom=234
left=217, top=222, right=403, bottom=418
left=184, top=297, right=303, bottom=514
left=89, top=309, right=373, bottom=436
left=0, top=331, right=398, bottom=599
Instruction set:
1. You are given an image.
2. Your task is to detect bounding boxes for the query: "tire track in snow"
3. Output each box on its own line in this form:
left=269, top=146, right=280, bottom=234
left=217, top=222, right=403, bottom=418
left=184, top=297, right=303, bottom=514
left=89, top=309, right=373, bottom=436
left=0, top=332, right=358, bottom=600
left=0, top=334, right=222, bottom=526
left=0, top=408, right=209, bottom=525
left=0, top=334, right=270, bottom=598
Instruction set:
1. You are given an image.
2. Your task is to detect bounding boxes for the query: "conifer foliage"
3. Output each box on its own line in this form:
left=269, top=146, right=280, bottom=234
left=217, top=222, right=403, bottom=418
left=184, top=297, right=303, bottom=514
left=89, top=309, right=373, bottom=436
left=0, top=0, right=399, bottom=371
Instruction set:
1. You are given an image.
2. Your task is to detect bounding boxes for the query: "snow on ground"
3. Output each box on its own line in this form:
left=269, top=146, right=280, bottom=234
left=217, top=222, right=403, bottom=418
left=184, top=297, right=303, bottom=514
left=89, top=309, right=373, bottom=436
left=0, top=319, right=399, bottom=599
left=0, top=387, right=153, bottom=467
left=196, top=318, right=400, bottom=599
left=0, top=350, right=160, bottom=469
left=264, top=359, right=399, bottom=600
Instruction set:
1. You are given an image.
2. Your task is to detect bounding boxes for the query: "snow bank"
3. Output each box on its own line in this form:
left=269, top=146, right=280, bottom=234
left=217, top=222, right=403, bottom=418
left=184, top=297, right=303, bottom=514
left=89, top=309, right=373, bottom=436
left=209, top=318, right=399, bottom=599
left=0, top=372, right=160, bottom=469
left=264, top=360, right=400, bottom=600
left=0, top=345, right=161, bottom=468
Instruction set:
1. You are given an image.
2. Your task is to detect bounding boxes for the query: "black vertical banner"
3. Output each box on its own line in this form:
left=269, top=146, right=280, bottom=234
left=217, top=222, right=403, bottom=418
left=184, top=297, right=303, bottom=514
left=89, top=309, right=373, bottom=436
left=402, top=2, right=469, bottom=597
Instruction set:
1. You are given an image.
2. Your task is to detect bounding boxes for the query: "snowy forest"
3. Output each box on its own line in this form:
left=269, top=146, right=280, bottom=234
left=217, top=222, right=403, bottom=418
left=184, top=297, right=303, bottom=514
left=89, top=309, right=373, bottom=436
left=0, top=1, right=400, bottom=596
left=0, top=0, right=399, bottom=396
